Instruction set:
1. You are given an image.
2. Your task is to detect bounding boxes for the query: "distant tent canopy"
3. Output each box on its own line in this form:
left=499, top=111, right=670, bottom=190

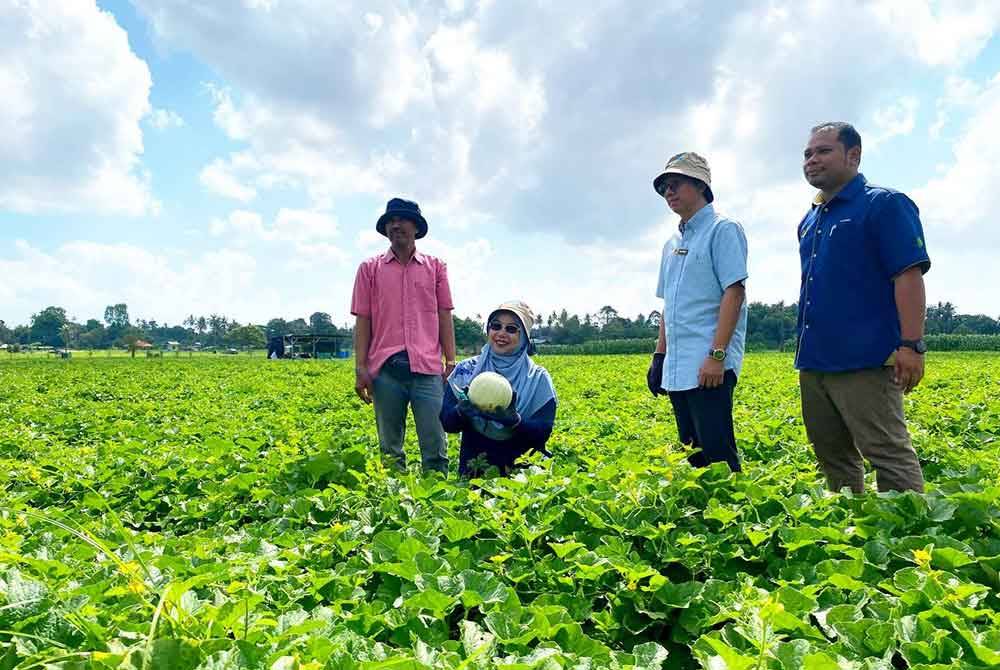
left=133, top=340, right=153, bottom=349
left=267, top=336, right=285, bottom=359
left=271, top=333, right=348, bottom=359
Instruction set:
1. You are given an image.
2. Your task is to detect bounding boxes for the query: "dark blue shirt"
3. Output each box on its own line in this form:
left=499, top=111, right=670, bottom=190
left=440, top=383, right=556, bottom=477
left=795, top=174, right=930, bottom=372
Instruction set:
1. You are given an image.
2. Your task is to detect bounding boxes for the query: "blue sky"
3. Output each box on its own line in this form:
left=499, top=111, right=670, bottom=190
left=3, top=1, right=1000, bottom=329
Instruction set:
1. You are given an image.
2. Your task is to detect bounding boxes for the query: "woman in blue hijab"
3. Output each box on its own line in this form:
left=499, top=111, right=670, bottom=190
left=440, top=301, right=557, bottom=477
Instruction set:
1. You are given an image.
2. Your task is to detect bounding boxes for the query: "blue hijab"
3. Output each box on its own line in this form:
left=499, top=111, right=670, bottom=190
left=450, top=339, right=557, bottom=419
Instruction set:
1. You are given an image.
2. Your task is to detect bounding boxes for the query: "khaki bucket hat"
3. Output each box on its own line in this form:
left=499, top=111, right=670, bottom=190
left=653, top=152, right=714, bottom=203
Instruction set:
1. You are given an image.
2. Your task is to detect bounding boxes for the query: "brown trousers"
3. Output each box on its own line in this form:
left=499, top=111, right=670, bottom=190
left=799, top=367, right=924, bottom=493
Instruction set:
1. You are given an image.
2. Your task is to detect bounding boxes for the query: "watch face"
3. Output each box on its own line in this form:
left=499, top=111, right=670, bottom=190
left=711, top=350, right=726, bottom=361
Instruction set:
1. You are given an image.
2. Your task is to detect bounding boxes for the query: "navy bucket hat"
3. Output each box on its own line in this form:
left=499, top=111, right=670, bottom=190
left=376, top=198, right=428, bottom=239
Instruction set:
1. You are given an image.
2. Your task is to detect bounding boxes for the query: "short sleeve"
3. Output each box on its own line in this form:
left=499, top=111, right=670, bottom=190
left=711, top=220, right=749, bottom=290
left=435, top=259, right=455, bottom=310
left=350, top=261, right=372, bottom=317
left=655, top=243, right=669, bottom=299
left=873, top=193, right=931, bottom=278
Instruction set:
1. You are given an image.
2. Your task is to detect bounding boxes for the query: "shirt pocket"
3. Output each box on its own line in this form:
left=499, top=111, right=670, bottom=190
left=823, top=218, right=864, bottom=265
left=414, top=279, right=438, bottom=311
left=680, top=250, right=718, bottom=294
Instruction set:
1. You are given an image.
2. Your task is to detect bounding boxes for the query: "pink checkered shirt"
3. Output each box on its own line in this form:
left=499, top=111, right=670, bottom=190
left=351, top=249, right=454, bottom=377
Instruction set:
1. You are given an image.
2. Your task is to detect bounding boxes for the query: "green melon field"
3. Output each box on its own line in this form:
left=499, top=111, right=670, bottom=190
left=1, top=353, right=999, bottom=669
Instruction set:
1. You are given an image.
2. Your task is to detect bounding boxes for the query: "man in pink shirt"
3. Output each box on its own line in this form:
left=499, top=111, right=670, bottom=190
left=351, top=198, right=457, bottom=474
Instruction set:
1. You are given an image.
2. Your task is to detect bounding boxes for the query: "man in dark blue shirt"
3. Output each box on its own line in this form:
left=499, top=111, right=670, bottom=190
left=796, top=122, right=930, bottom=493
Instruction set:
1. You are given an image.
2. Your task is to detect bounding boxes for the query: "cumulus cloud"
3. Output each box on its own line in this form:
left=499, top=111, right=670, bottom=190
left=0, top=236, right=364, bottom=328
left=209, top=208, right=339, bottom=242
left=120, top=0, right=1000, bottom=319
left=866, top=97, right=920, bottom=150
left=869, top=0, right=1000, bottom=67
left=199, top=153, right=260, bottom=202
left=0, top=240, right=260, bottom=325
left=209, top=209, right=267, bottom=239
left=148, top=108, right=184, bottom=130
left=9, top=1, right=1000, bottom=326
left=929, top=76, right=982, bottom=139
left=0, top=1, right=157, bottom=215
left=914, top=72, right=1000, bottom=244
left=130, top=1, right=1000, bottom=244
left=274, top=208, right=339, bottom=241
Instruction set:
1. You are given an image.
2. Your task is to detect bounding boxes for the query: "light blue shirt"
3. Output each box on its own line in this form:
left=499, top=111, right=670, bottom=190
left=656, top=203, right=749, bottom=392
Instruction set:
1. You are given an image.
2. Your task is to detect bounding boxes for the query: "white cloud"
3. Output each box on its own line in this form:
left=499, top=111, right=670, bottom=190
left=200, top=157, right=258, bottom=201
left=209, top=209, right=267, bottom=239
left=8, top=1, right=1000, bottom=325
left=870, top=0, right=1000, bottom=67
left=914, top=72, right=1000, bottom=244
left=0, top=1, right=157, bottom=215
left=208, top=208, right=348, bottom=275
left=865, top=96, right=919, bottom=150
left=210, top=208, right=339, bottom=242
left=0, top=237, right=363, bottom=328
left=0, top=240, right=260, bottom=326
left=273, top=208, right=339, bottom=241
left=148, top=108, right=184, bottom=130
left=364, top=12, right=383, bottom=34
left=135, top=1, right=549, bottom=222
left=929, top=76, right=982, bottom=139
left=286, top=242, right=349, bottom=271
left=122, top=0, right=1000, bottom=318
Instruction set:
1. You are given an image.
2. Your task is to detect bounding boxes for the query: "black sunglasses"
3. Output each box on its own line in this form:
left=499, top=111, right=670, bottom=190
left=488, top=322, right=520, bottom=334
left=657, top=177, right=692, bottom=196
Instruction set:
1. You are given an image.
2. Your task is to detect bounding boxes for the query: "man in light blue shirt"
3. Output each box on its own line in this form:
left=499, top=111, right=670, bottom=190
left=647, top=152, right=748, bottom=471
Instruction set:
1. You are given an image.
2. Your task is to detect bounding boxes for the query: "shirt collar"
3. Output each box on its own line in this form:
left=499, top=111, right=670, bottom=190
left=381, top=247, right=425, bottom=265
left=812, top=173, right=867, bottom=206
left=679, top=202, right=714, bottom=233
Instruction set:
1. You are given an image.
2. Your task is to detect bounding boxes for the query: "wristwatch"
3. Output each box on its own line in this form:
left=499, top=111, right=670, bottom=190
left=709, top=348, right=727, bottom=362
left=899, top=339, right=927, bottom=354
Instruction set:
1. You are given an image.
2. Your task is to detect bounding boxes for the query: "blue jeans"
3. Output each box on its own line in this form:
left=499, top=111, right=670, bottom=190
left=372, top=356, right=448, bottom=474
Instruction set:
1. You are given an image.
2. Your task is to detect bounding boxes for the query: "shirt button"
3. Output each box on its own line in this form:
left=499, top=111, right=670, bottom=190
left=823, top=208, right=829, bottom=212
left=812, top=253, right=817, bottom=258
left=805, top=324, right=810, bottom=328
left=809, top=276, right=814, bottom=281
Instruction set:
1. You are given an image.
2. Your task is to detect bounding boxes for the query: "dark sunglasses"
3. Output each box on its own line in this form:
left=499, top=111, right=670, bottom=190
left=657, top=177, right=691, bottom=196
left=488, top=322, right=520, bottom=334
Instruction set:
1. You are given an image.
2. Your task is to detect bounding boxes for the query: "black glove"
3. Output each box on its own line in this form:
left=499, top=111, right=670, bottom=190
left=492, top=409, right=521, bottom=428
left=484, top=391, right=521, bottom=427
left=647, top=353, right=666, bottom=396
left=454, top=386, right=481, bottom=418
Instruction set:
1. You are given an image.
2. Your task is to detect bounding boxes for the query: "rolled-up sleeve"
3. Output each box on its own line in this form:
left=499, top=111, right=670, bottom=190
left=712, top=221, right=749, bottom=290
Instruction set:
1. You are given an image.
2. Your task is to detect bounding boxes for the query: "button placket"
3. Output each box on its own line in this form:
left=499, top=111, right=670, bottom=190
left=796, top=208, right=823, bottom=367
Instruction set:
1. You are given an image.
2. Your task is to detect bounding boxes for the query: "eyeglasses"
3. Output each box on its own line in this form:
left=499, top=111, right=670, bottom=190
left=488, top=322, right=520, bottom=334
left=657, top=178, right=689, bottom=196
